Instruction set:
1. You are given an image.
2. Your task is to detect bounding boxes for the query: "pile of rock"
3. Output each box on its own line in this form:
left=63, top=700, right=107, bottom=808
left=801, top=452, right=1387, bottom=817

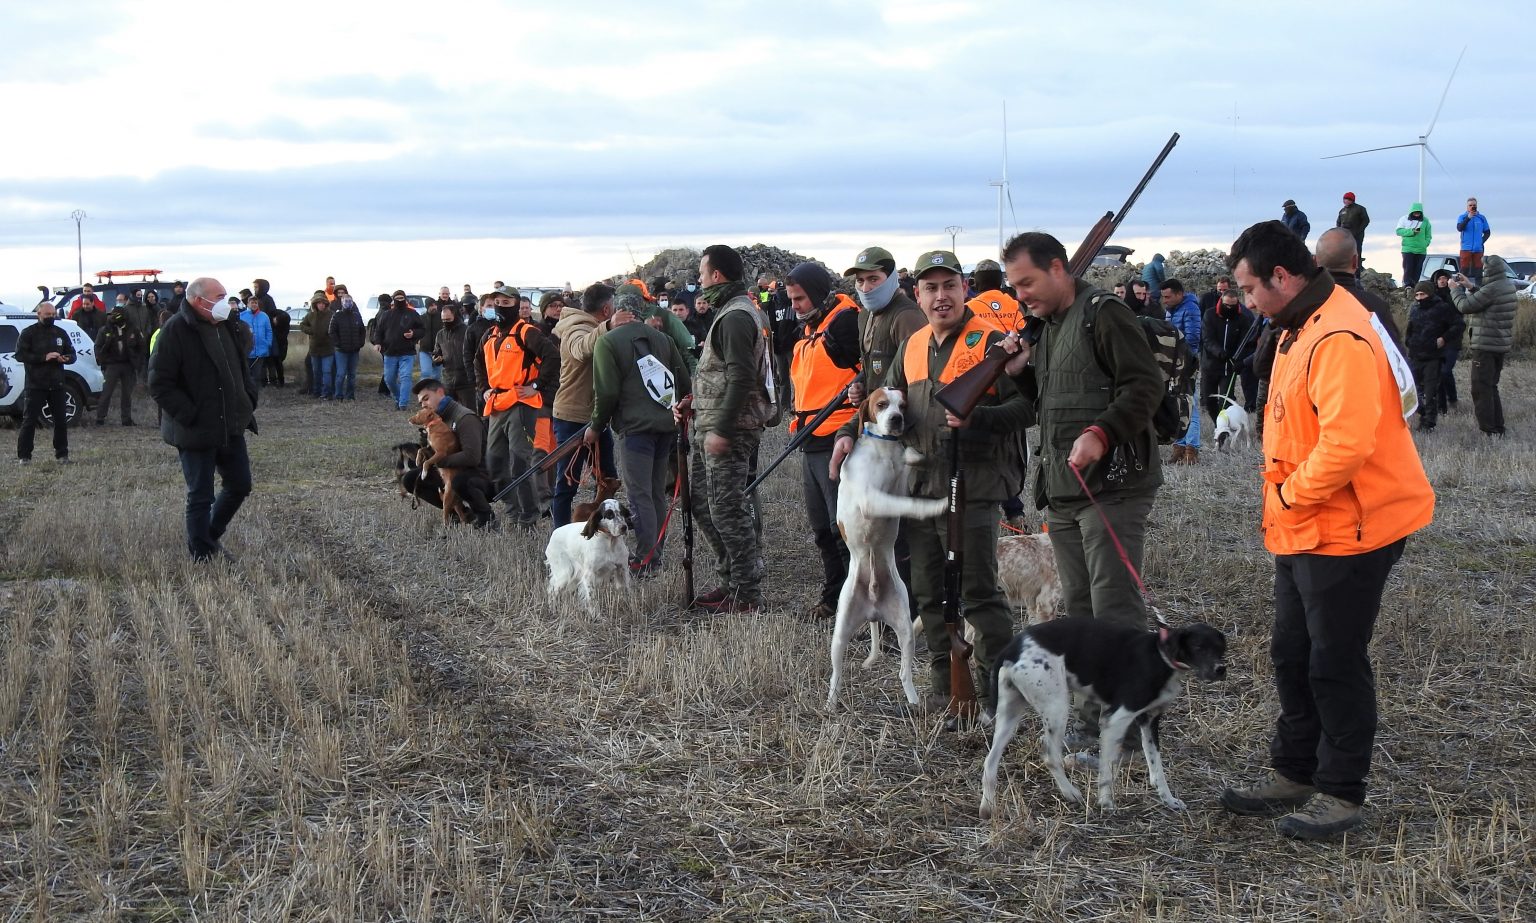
left=614, top=243, right=832, bottom=289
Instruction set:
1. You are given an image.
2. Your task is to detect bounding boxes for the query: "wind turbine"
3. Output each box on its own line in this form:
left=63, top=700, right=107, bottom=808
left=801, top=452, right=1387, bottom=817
left=986, top=102, right=1019, bottom=258
left=1322, top=46, right=1465, bottom=204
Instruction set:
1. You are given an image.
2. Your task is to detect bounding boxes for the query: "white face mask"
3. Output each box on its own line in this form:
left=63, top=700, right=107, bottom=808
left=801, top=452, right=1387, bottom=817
left=658, top=299, right=669, bottom=310
left=209, top=299, right=234, bottom=322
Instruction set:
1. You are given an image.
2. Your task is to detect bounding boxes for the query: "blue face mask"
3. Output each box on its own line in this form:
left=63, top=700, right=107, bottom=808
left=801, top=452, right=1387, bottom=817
left=481, top=307, right=496, bottom=321
left=686, top=284, right=697, bottom=292
left=856, top=271, right=899, bottom=313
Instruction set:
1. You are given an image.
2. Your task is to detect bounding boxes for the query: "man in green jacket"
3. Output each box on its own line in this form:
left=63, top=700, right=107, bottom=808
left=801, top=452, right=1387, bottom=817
left=1002, top=232, right=1164, bottom=629
left=675, top=244, right=775, bottom=613
left=589, top=312, right=692, bottom=573
left=1396, top=201, right=1432, bottom=287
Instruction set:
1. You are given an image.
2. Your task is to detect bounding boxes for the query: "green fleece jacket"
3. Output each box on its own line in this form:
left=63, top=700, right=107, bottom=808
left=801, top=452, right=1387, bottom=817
left=1396, top=202, right=1432, bottom=255
left=591, top=321, right=693, bottom=435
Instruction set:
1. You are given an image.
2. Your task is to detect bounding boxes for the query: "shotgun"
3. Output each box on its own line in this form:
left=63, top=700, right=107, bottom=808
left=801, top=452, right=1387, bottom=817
left=491, top=423, right=588, bottom=504
left=944, top=431, right=979, bottom=724
left=935, top=132, right=1181, bottom=421
left=677, top=415, right=695, bottom=606
left=745, top=382, right=853, bottom=493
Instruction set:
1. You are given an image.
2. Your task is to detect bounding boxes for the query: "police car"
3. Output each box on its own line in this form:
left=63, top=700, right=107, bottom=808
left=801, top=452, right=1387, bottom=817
left=0, top=309, right=105, bottom=426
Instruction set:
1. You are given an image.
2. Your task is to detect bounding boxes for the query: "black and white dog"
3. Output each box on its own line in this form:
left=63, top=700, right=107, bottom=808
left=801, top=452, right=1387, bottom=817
left=979, top=618, right=1227, bottom=819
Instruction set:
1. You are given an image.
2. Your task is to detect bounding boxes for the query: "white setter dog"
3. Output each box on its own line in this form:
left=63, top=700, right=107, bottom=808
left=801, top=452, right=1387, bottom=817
left=546, top=498, right=633, bottom=607
left=826, top=388, right=948, bottom=710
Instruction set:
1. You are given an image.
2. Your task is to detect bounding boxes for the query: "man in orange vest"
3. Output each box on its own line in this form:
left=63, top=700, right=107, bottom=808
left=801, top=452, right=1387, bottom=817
left=472, top=285, right=559, bottom=530
left=843, top=250, right=1031, bottom=722
left=966, top=259, right=1023, bottom=333
left=1218, top=221, right=1434, bottom=841
left=785, top=262, right=860, bottom=620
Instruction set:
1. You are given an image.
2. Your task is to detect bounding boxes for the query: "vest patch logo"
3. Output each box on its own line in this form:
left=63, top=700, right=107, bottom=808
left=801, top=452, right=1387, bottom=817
left=1272, top=393, right=1285, bottom=423
left=965, top=331, right=983, bottom=349
left=990, top=301, right=1001, bottom=311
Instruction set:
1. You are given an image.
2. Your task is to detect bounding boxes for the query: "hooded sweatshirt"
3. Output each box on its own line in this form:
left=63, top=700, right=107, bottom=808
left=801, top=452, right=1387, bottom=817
left=1396, top=202, right=1432, bottom=255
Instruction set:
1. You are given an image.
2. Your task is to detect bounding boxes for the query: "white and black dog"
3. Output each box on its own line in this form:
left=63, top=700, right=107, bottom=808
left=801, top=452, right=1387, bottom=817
left=1212, top=394, right=1254, bottom=452
left=545, top=498, right=634, bottom=607
left=978, top=618, right=1227, bottom=819
left=825, top=388, right=948, bottom=710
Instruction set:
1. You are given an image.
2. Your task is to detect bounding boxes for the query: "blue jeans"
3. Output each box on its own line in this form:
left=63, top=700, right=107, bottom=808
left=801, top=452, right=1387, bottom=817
left=335, top=351, right=359, bottom=399
left=382, top=354, right=413, bottom=409
left=417, top=352, right=441, bottom=380
left=308, top=353, right=336, bottom=397
left=551, top=417, right=615, bottom=527
left=1176, top=388, right=1201, bottom=449
left=178, top=433, right=253, bottom=560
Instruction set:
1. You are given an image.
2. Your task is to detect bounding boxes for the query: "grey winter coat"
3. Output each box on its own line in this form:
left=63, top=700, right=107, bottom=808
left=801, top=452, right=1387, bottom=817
left=1451, top=255, right=1518, bottom=354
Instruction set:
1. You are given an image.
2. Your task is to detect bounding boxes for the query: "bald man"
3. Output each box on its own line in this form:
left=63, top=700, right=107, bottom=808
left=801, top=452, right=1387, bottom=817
left=148, top=277, right=261, bottom=561
left=1315, top=228, right=1402, bottom=350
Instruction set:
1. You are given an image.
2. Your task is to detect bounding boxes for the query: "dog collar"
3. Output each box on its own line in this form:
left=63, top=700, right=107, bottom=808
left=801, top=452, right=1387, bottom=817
left=861, top=426, right=901, bottom=442
left=1157, top=626, right=1189, bottom=671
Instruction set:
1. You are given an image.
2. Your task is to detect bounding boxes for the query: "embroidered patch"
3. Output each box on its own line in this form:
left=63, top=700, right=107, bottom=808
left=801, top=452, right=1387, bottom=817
left=965, top=331, right=983, bottom=348
left=955, top=355, right=976, bottom=372
left=1272, top=394, right=1285, bottom=423
left=930, top=254, right=945, bottom=265
left=990, top=301, right=1001, bottom=311
left=856, top=251, right=868, bottom=264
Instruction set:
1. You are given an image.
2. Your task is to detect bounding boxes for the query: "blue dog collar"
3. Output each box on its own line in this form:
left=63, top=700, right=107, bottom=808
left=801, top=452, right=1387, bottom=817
left=862, top=426, right=901, bottom=442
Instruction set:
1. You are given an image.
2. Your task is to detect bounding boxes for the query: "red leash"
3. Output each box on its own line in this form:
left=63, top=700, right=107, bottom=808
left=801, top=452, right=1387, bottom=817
left=1067, top=461, right=1148, bottom=599
left=632, top=464, right=684, bottom=568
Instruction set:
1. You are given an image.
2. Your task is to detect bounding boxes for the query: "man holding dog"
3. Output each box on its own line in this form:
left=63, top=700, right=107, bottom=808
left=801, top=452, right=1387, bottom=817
left=403, top=378, right=497, bottom=529
left=857, top=249, right=1031, bottom=720
left=475, top=285, right=559, bottom=530
left=1220, top=220, right=1434, bottom=841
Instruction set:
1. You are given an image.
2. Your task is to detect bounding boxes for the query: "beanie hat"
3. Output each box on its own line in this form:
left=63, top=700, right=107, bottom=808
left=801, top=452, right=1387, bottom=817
left=1413, top=281, right=1437, bottom=297
left=1343, top=192, right=1356, bottom=200
left=787, top=261, right=833, bottom=311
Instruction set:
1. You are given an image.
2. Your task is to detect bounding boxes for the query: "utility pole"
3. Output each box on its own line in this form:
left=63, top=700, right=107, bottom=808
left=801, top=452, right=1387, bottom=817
left=945, top=225, right=963, bottom=252
left=71, top=209, right=87, bottom=287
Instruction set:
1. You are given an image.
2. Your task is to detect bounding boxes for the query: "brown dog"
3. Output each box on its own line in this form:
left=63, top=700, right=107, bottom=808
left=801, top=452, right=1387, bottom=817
left=997, top=531, right=1061, bottom=623
left=406, top=407, right=470, bottom=524
left=571, top=474, right=623, bottom=523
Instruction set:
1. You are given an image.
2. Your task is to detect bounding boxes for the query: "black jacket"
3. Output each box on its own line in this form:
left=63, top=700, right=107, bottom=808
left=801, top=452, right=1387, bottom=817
left=1406, top=297, right=1463, bottom=361
left=15, top=320, right=76, bottom=390
left=95, top=319, right=145, bottom=366
left=372, top=305, right=425, bottom=356
left=1329, top=270, right=1403, bottom=351
left=148, top=304, right=258, bottom=450
left=436, top=319, right=472, bottom=389
left=329, top=301, right=367, bottom=353
left=1200, top=304, right=1258, bottom=366
left=264, top=306, right=291, bottom=358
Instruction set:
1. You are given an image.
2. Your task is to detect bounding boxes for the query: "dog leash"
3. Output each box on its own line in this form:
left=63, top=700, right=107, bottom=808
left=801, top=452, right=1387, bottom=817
left=631, top=462, right=685, bottom=568
left=1067, top=461, right=1148, bottom=600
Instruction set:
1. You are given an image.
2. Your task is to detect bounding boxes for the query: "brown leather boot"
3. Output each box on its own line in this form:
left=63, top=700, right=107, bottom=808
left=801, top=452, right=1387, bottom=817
left=1184, top=446, right=1199, bottom=464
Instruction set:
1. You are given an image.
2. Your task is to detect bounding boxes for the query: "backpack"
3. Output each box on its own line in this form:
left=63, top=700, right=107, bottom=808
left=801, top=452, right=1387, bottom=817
left=1084, top=294, right=1193, bottom=445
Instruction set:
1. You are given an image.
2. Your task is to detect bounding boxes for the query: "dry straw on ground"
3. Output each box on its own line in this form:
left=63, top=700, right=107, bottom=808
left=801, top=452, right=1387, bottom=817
left=0, top=355, right=1532, bottom=921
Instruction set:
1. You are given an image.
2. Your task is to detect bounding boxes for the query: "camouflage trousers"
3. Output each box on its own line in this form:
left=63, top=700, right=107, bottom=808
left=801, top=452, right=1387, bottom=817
left=690, top=429, right=764, bottom=601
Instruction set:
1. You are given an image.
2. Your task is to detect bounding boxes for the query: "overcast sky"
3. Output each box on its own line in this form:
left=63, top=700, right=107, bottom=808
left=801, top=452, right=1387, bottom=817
left=2, top=0, right=1531, bottom=308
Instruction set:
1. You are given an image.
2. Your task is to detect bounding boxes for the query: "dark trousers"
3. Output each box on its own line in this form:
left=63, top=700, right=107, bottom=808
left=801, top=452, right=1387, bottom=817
left=1401, top=253, right=1426, bottom=287
left=1270, top=539, right=1405, bottom=805
left=177, top=434, right=253, bottom=559
left=248, top=358, right=266, bottom=388
left=1201, top=361, right=1240, bottom=419
left=17, top=386, right=69, bottom=460
left=801, top=448, right=849, bottom=608
left=1410, top=356, right=1441, bottom=428
left=401, top=466, right=492, bottom=520
left=620, top=431, right=675, bottom=562
left=551, top=417, right=615, bottom=528
left=97, top=364, right=135, bottom=423
left=1439, top=344, right=1460, bottom=410
left=1469, top=350, right=1505, bottom=435
left=264, top=353, right=286, bottom=386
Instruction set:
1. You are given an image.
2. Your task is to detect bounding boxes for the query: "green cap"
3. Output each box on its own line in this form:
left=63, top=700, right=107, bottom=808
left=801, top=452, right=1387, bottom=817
left=844, top=246, right=895, bottom=276
left=913, top=250, right=963, bottom=278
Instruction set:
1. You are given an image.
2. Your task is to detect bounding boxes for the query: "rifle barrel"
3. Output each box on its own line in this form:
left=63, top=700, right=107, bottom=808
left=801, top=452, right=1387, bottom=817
left=491, top=423, right=588, bottom=503
left=745, top=382, right=852, bottom=494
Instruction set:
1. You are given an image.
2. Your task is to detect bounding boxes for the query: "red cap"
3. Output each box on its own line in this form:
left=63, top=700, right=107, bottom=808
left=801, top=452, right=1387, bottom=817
left=1343, top=192, right=1356, bottom=200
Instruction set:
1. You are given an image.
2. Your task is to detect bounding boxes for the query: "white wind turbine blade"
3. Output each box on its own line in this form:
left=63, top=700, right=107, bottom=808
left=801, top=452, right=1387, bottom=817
left=1424, top=45, right=1467, bottom=139
left=1322, top=142, right=1421, bottom=159
left=1424, top=143, right=1452, bottom=178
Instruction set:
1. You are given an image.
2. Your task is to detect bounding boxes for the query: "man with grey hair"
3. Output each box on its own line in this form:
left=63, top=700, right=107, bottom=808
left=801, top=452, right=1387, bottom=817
left=148, top=277, right=260, bottom=561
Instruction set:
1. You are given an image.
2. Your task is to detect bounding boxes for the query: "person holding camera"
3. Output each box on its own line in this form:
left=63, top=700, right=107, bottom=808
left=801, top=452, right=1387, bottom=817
left=1450, top=257, right=1518, bottom=437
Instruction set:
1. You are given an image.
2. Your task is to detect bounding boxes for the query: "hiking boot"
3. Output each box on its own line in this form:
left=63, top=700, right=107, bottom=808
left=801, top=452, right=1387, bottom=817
left=472, top=512, right=501, bottom=532
left=1219, top=771, right=1318, bottom=817
left=1168, top=445, right=1187, bottom=464
left=1277, top=793, right=1364, bottom=841
left=690, top=586, right=729, bottom=609
left=1183, top=447, right=1199, bottom=464
left=698, top=591, right=759, bottom=615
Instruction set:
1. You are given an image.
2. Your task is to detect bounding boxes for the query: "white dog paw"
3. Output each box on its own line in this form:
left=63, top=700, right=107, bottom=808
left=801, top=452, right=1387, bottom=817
left=1163, top=797, right=1188, bottom=812
left=978, top=801, right=995, bottom=820
left=1061, top=784, right=1085, bottom=804
left=903, top=447, right=924, bottom=466
left=1097, top=794, right=1117, bottom=811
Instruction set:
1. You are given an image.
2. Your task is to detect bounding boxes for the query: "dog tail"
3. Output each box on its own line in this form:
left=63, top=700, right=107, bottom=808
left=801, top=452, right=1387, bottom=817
left=1214, top=393, right=1243, bottom=411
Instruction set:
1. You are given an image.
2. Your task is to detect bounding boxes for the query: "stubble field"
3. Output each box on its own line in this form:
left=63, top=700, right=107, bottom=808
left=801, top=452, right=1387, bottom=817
left=1, top=353, right=1533, bottom=921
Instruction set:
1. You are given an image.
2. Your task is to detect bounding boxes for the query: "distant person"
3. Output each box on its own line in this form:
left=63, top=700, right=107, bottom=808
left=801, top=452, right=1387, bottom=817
left=1428, top=269, right=1461, bottom=412
left=148, top=277, right=259, bottom=562
left=238, top=297, right=273, bottom=386
left=1450, top=256, right=1517, bottom=438
left=68, top=283, right=106, bottom=339
left=15, top=301, right=76, bottom=465
left=1280, top=199, right=1311, bottom=241
left=460, top=294, right=496, bottom=410
left=1396, top=201, right=1432, bottom=287
left=126, top=290, right=157, bottom=375
left=253, top=279, right=288, bottom=387
left=1405, top=281, right=1462, bottom=432
left=1140, top=252, right=1167, bottom=291
left=433, top=301, right=476, bottom=411
left=1220, top=220, right=1433, bottom=841
left=1160, top=279, right=1203, bottom=464
left=1335, top=192, right=1370, bottom=258
left=1198, top=276, right=1233, bottom=313
left=167, top=280, right=187, bottom=314
left=474, top=285, right=559, bottom=530
left=1316, top=228, right=1403, bottom=350
left=1111, top=282, right=1127, bottom=300
left=967, top=258, right=1023, bottom=332
left=328, top=288, right=366, bottom=400
left=298, top=294, right=336, bottom=399
left=1200, top=287, right=1258, bottom=418
left=323, top=276, right=338, bottom=303
left=419, top=294, right=444, bottom=381
left=1126, top=279, right=1160, bottom=318
left=1455, top=196, right=1491, bottom=284
left=94, top=302, right=145, bottom=425
left=373, top=290, right=424, bottom=410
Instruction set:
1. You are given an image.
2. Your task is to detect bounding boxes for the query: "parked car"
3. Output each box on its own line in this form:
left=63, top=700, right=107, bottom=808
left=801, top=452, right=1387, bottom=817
left=1417, top=254, right=1460, bottom=284
left=364, top=293, right=435, bottom=327
left=0, top=310, right=105, bottom=425
left=1091, top=245, right=1135, bottom=268
left=1500, top=258, right=1535, bottom=284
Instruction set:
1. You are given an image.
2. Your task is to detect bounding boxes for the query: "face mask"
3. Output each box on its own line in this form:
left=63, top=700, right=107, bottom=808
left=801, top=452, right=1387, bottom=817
left=210, top=300, right=234, bottom=322
left=658, top=299, right=669, bottom=310
left=341, top=296, right=355, bottom=309
left=482, top=307, right=497, bottom=321
left=856, top=272, right=900, bottom=313
left=39, top=316, right=55, bottom=326
left=686, top=284, right=697, bottom=293
left=441, top=314, right=455, bottom=326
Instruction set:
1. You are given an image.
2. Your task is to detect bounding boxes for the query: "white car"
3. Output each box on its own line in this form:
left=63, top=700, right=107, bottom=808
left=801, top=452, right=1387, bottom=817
left=0, top=310, right=105, bottom=425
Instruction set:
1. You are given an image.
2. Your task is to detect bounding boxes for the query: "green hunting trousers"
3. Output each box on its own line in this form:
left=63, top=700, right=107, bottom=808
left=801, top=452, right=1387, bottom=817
left=1045, top=489, right=1156, bottom=627
left=690, top=429, right=764, bottom=601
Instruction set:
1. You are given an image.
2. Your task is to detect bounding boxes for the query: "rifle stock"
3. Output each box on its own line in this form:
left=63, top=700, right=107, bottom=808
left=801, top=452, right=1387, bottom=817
left=945, top=434, right=978, bottom=721
left=491, top=423, right=588, bottom=504
left=678, top=417, right=694, bottom=606
left=934, top=131, right=1181, bottom=421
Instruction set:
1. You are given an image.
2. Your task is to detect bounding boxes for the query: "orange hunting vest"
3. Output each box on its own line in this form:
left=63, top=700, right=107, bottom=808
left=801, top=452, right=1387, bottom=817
left=902, top=313, right=997, bottom=390
left=481, top=321, right=543, bottom=415
left=968, top=289, right=1022, bottom=333
left=789, top=297, right=858, bottom=436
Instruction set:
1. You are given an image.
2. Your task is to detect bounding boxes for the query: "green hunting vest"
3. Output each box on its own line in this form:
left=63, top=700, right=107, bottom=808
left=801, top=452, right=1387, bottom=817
left=693, top=294, right=775, bottom=433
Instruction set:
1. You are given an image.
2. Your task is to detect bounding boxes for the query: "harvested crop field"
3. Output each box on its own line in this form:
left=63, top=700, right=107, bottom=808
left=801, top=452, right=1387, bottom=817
left=1, top=360, right=1533, bottom=921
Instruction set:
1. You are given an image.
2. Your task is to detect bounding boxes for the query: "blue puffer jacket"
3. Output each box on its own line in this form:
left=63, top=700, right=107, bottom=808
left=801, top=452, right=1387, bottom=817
left=1167, top=292, right=1202, bottom=354
left=1456, top=212, right=1490, bottom=252
left=240, top=307, right=273, bottom=358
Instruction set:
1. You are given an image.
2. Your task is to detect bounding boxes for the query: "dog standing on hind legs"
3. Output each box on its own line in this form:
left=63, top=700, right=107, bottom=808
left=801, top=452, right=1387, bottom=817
left=978, top=618, right=1227, bottom=819
left=825, top=389, right=948, bottom=710
left=407, top=406, right=470, bottom=524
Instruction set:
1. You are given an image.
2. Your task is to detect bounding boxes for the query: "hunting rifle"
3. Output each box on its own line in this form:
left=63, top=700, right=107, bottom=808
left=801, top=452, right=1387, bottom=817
left=677, top=414, right=695, bottom=606
left=935, top=132, right=1180, bottom=421
left=745, top=382, right=853, bottom=494
left=944, top=427, right=979, bottom=724
left=491, top=423, right=589, bottom=504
